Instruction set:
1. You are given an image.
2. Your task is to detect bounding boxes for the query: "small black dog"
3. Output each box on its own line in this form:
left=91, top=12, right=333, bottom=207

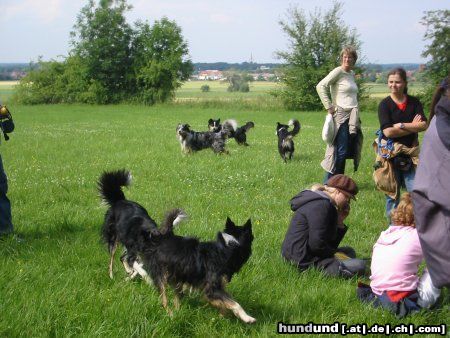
left=208, top=118, right=255, bottom=146
left=176, top=123, right=231, bottom=154
left=98, top=169, right=186, bottom=280
left=276, top=119, right=301, bottom=162
left=142, top=216, right=256, bottom=323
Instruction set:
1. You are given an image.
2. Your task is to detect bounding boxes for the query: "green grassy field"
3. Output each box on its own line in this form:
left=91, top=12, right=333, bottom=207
left=0, top=81, right=17, bottom=102
left=176, top=81, right=281, bottom=99
left=364, top=83, right=425, bottom=98
left=0, top=81, right=424, bottom=105
left=0, top=103, right=448, bottom=337
left=177, top=81, right=425, bottom=101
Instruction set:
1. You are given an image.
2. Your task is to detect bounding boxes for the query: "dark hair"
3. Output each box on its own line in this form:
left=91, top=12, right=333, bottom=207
left=429, top=74, right=450, bottom=122
left=387, top=68, right=408, bottom=95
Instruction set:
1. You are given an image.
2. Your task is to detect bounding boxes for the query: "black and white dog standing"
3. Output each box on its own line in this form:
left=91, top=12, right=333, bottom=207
left=276, top=119, right=301, bottom=162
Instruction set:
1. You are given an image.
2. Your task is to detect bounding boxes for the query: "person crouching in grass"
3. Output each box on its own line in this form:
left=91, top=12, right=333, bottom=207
left=357, top=192, right=439, bottom=317
left=281, top=174, right=366, bottom=278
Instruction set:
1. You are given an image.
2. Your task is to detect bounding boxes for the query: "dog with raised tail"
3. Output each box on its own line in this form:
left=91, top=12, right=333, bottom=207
left=276, top=119, right=301, bottom=162
left=98, top=169, right=187, bottom=281
left=208, top=118, right=255, bottom=146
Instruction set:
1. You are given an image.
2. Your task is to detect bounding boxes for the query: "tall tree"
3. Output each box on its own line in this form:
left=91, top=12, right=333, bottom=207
left=70, top=0, right=133, bottom=103
left=421, top=10, right=450, bottom=83
left=275, top=2, right=362, bottom=110
left=14, top=0, right=192, bottom=105
left=131, top=18, right=193, bottom=104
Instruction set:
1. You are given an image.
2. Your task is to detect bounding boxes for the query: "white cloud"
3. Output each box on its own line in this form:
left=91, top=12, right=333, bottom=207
left=2, top=0, right=63, bottom=24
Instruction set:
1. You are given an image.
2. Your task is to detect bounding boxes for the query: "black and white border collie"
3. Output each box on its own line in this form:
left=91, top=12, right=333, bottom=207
left=98, top=169, right=186, bottom=281
left=276, top=119, right=301, bottom=162
left=208, top=118, right=255, bottom=146
left=176, top=123, right=231, bottom=154
left=141, top=216, right=256, bottom=323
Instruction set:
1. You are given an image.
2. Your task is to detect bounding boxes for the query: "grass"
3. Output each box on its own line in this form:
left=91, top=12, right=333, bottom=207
left=0, top=81, right=18, bottom=102
left=0, top=81, right=425, bottom=105
left=0, top=103, right=448, bottom=337
left=363, top=83, right=425, bottom=98
left=176, top=81, right=281, bottom=99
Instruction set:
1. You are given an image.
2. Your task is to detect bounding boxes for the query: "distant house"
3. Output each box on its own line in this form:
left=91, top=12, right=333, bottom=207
left=198, top=70, right=224, bottom=80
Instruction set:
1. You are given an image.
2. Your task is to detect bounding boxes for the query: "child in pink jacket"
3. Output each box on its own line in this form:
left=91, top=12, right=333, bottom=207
left=357, top=193, right=439, bottom=317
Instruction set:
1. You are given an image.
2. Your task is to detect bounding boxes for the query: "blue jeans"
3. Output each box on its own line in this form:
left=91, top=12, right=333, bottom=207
left=385, top=165, right=415, bottom=219
left=324, top=120, right=349, bottom=182
left=0, top=154, right=13, bottom=234
left=357, top=283, right=421, bottom=318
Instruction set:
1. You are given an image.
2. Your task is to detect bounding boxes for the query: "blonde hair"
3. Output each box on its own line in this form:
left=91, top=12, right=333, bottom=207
left=391, top=192, right=415, bottom=227
left=340, top=46, right=358, bottom=64
left=310, top=183, right=339, bottom=203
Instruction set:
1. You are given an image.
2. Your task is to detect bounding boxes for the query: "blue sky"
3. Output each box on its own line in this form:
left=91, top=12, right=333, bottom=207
left=0, top=0, right=446, bottom=64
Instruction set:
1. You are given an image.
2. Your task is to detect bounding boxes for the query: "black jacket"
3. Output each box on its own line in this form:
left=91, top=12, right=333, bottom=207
left=281, top=190, right=347, bottom=270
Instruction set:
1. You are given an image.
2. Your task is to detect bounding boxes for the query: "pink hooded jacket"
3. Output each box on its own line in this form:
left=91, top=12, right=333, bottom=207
left=370, top=225, right=423, bottom=295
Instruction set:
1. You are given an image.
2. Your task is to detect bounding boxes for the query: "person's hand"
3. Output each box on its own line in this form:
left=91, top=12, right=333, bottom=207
left=327, top=106, right=335, bottom=115
left=337, top=202, right=350, bottom=226
left=412, top=114, right=423, bottom=123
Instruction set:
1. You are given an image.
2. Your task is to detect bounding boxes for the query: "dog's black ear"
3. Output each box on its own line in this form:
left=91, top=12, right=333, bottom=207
left=225, top=217, right=235, bottom=230
left=208, top=119, right=213, bottom=124
left=244, top=219, right=252, bottom=230
left=217, top=118, right=220, bottom=123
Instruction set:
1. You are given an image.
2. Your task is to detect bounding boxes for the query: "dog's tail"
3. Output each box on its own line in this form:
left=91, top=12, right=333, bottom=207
left=160, top=208, right=188, bottom=234
left=241, top=121, right=255, bottom=132
left=288, top=119, right=301, bottom=137
left=98, top=169, right=132, bottom=206
left=222, top=119, right=238, bottom=137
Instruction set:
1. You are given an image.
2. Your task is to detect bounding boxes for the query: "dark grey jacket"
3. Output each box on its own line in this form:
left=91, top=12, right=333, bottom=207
left=281, top=190, right=347, bottom=270
left=412, top=95, right=450, bottom=288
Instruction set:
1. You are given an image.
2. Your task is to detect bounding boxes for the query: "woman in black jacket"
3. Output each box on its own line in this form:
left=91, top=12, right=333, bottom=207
left=281, top=174, right=366, bottom=277
left=377, top=68, right=427, bottom=218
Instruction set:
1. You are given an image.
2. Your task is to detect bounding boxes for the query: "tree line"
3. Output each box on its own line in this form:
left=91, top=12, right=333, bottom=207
left=12, top=1, right=448, bottom=110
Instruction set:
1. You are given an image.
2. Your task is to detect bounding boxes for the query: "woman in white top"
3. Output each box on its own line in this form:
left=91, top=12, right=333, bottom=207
left=316, top=46, right=361, bottom=182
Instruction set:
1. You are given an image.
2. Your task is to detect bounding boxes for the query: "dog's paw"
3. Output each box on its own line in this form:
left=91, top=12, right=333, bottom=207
left=243, top=315, right=256, bottom=324
left=129, top=270, right=138, bottom=279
